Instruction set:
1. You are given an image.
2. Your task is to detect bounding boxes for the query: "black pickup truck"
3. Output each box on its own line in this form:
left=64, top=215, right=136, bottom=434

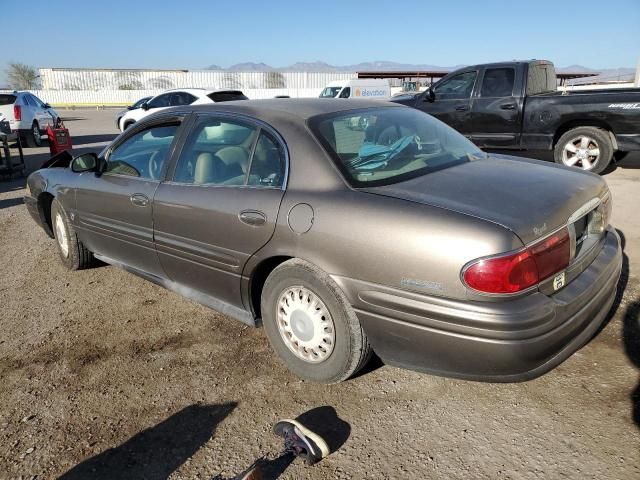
left=392, top=60, right=640, bottom=174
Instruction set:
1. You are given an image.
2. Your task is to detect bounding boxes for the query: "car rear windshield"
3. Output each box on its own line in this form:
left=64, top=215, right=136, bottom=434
left=0, top=94, right=16, bottom=105
left=309, top=107, right=486, bottom=187
left=208, top=91, right=248, bottom=102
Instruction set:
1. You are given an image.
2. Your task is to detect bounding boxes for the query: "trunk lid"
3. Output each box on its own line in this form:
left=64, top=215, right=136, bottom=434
left=362, top=155, right=607, bottom=245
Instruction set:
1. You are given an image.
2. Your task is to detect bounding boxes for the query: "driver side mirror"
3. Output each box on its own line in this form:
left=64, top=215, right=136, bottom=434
left=423, top=88, right=435, bottom=102
left=71, top=152, right=99, bottom=173
left=141, top=103, right=150, bottom=111
left=43, top=102, right=51, bottom=109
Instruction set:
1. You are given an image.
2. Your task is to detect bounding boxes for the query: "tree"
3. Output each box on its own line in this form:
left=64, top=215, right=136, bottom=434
left=6, top=62, right=39, bottom=89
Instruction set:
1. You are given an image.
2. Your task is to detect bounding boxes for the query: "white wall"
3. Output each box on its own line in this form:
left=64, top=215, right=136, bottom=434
left=1, top=88, right=325, bottom=106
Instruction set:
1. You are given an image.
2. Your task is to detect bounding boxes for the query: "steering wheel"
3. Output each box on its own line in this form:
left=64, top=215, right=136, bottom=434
left=148, top=150, right=165, bottom=180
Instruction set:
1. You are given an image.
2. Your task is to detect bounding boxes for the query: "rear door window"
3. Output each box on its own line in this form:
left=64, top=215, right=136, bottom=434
left=480, top=68, right=515, bottom=97
left=0, top=95, right=16, bottom=105
left=207, top=91, right=248, bottom=102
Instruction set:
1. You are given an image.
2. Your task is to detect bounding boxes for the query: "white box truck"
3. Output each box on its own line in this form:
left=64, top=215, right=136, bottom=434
left=319, top=79, right=391, bottom=99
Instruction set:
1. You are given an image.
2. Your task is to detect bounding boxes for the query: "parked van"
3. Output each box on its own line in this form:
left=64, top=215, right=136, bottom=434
left=319, top=79, right=391, bottom=99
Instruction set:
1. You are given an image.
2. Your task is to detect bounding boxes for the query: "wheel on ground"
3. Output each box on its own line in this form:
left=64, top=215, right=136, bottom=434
left=51, top=199, right=94, bottom=270
left=554, top=126, right=613, bottom=174
left=261, top=258, right=372, bottom=383
left=25, top=121, right=41, bottom=148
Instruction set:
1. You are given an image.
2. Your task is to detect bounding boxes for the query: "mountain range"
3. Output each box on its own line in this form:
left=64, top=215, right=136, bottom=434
left=205, top=61, right=635, bottom=84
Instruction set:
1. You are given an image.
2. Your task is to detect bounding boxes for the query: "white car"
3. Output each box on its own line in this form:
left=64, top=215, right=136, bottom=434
left=117, top=88, right=248, bottom=131
left=0, top=91, right=60, bottom=147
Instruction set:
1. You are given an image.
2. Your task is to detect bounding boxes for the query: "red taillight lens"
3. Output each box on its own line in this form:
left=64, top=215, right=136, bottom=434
left=463, top=227, right=570, bottom=294
left=13, top=105, right=21, bottom=121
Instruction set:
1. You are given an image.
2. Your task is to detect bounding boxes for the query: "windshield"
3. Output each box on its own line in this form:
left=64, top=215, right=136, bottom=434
left=309, top=107, right=486, bottom=187
left=131, top=97, right=151, bottom=109
left=319, top=86, right=342, bottom=98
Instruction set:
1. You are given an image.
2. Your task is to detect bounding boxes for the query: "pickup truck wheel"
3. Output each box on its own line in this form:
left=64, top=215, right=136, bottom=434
left=261, top=258, right=372, bottom=383
left=51, top=199, right=94, bottom=270
left=25, top=121, right=41, bottom=148
left=554, top=127, right=612, bottom=174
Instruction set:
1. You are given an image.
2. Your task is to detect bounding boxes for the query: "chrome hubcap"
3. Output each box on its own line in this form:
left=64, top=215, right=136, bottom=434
left=276, top=286, right=335, bottom=363
left=562, top=136, right=600, bottom=170
left=55, top=213, right=69, bottom=257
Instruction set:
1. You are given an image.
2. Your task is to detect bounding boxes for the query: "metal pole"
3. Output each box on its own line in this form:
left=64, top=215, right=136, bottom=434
left=635, top=57, right=640, bottom=87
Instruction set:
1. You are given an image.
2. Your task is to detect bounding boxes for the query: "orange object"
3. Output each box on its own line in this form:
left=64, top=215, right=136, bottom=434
left=47, top=122, right=73, bottom=156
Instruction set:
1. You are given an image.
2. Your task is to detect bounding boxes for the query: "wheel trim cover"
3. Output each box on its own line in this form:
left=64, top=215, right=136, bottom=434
left=276, top=286, right=336, bottom=363
left=33, top=124, right=40, bottom=145
left=562, top=135, right=600, bottom=170
left=55, top=213, right=69, bottom=257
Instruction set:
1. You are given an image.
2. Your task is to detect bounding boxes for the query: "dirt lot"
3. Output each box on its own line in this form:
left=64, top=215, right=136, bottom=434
left=0, top=110, right=639, bottom=479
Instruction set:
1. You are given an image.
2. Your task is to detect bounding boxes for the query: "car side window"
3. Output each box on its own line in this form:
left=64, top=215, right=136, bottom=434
left=481, top=68, right=515, bottom=97
left=434, top=71, right=477, bottom=100
left=173, top=117, right=258, bottom=185
left=147, top=93, right=172, bottom=109
left=247, top=130, right=285, bottom=187
left=171, top=92, right=197, bottom=106
left=339, top=87, right=351, bottom=98
left=106, top=124, right=179, bottom=180
left=31, top=95, right=45, bottom=107
left=24, top=95, right=36, bottom=107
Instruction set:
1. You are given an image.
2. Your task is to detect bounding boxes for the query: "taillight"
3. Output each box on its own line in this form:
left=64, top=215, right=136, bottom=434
left=13, top=105, right=21, bottom=121
left=463, top=227, right=570, bottom=294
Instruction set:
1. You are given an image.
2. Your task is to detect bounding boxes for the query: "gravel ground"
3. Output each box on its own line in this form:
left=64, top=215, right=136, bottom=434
left=0, top=110, right=639, bottom=479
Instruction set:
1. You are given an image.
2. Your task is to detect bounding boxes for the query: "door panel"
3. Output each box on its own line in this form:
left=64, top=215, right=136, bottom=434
left=418, top=71, right=477, bottom=137
left=153, top=185, right=284, bottom=308
left=471, top=67, right=522, bottom=148
left=73, top=121, right=181, bottom=277
left=153, top=114, right=287, bottom=309
left=74, top=174, right=163, bottom=276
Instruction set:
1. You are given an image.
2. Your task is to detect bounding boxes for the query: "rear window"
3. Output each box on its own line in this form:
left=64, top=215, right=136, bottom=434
left=309, top=107, right=485, bottom=188
left=208, top=91, right=248, bottom=102
left=527, top=64, right=557, bottom=95
left=0, top=94, right=16, bottom=105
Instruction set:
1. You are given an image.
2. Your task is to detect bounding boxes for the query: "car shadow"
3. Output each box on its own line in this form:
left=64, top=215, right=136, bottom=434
left=616, top=230, right=640, bottom=429
left=0, top=197, right=23, bottom=210
left=58, top=402, right=237, bottom=480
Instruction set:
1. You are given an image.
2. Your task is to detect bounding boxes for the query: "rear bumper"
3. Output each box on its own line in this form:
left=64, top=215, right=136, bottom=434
left=334, top=227, right=622, bottom=382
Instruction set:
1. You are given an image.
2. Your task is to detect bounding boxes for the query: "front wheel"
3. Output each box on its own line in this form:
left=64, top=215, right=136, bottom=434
left=51, top=199, right=94, bottom=270
left=554, top=127, right=613, bottom=174
left=261, top=259, right=372, bottom=383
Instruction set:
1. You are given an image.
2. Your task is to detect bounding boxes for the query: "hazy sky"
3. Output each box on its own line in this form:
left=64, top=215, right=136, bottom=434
left=1, top=0, right=638, bottom=82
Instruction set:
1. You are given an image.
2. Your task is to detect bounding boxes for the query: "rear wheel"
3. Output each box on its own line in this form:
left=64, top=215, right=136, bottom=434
left=25, top=121, right=41, bottom=148
left=554, top=127, right=613, bottom=174
left=51, top=199, right=94, bottom=270
left=261, top=259, right=372, bottom=383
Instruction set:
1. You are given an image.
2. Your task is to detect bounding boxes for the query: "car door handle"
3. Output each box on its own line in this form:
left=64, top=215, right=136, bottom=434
left=239, top=210, right=266, bottom=226
left=130, top=193, right=149, bottom=207
left=455, top=105, right=469, bottom=111
left=500, top=103, right=516, bottom=110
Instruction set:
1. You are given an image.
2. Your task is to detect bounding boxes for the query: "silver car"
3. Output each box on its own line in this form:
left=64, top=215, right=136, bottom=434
left=0, top=91, right=59, bottom=147
left=24, top=99, right=622, bottom=383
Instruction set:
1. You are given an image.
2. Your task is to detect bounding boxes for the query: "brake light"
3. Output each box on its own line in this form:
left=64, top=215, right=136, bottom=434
left=13, top=105, right=21, bottom=121
left=463, top=227, right=570, bottom=294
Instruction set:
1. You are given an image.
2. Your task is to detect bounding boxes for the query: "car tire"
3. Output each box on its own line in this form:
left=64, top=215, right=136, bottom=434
left=554, top=127, right=613, bottom=175
left=25, top=121, right=41, bottom=148
left=261, top=258, right=372, bottom=383
left=51, top=199, right=94, bottom=270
